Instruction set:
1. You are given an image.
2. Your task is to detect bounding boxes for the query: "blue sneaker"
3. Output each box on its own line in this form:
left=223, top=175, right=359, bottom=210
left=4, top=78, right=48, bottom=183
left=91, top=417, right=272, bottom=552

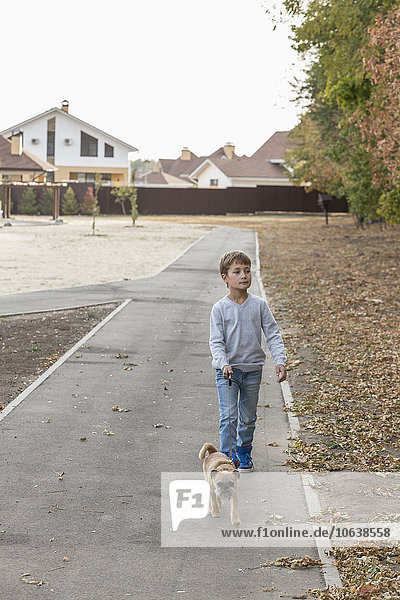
left=223, top=451, right=240, bottom=469
left=237, top=446, right=254, bottom=472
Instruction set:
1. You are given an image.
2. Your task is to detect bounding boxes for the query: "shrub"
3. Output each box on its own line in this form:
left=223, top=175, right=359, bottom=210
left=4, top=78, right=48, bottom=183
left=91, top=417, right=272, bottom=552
left=62, top=186, right=80, bottom=215
left=19, top=188, right=38, bottom=215
left=37, top=187, right=54, bottom=215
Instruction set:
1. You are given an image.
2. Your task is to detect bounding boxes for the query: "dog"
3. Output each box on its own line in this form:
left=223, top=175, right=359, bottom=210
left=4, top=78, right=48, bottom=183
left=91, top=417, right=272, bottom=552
left=199, top=443, right=240, bottom=526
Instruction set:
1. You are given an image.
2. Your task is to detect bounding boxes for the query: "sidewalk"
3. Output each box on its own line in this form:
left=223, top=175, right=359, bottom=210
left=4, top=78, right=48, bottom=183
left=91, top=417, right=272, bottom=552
left=0, top=226, right=327, bottom=599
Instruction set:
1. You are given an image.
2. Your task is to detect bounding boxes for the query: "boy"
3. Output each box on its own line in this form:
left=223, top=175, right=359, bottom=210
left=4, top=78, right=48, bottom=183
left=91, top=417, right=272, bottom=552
left=209, top=250, right=287, bottom=472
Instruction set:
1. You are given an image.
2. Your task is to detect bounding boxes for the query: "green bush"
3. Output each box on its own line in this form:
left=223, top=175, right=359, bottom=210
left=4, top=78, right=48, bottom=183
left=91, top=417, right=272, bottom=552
left=19, top=188, right=38, bottom=215
left=37, top=187, right=54, bottom=215
left=62, top=186, right=80, bottom=215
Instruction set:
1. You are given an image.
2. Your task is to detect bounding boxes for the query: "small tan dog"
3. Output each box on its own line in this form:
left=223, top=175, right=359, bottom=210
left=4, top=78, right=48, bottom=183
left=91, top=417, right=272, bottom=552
left=199, top=443, right=240, bottom=526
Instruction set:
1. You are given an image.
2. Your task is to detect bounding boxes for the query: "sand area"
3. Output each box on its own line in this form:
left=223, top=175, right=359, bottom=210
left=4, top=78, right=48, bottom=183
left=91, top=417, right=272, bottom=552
left=0, top=216, right=211, bottom=295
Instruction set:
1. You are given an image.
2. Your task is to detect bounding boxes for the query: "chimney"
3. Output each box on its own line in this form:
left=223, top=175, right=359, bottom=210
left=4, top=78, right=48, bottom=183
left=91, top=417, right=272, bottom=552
left=223, top=142, right=235, bottom=160
left=11, top=130, right=23, bottom=156
left=61, top=100, right=69, bottom=113
left=181, top=147, right=192, bottom=161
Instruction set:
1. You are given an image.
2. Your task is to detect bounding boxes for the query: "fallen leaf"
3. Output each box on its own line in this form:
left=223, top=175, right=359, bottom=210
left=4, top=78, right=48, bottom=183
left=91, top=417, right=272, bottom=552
left=270, top=554, right=322, bottom=569
left=20, top=577, right=47, bottom=586
left=358, top=582, right=377, bottom=597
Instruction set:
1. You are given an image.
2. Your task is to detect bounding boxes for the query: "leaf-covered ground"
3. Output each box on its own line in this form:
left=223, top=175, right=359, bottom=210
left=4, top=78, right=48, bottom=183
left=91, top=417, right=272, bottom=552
left=257, top=215, right=400, bottom=472
left=257, top=214, right=400, bottom=599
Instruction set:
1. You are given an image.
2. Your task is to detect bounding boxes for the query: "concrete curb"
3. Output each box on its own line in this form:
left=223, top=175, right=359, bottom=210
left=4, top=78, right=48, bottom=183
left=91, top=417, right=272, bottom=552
left=254, top=231, right=342, bottom=591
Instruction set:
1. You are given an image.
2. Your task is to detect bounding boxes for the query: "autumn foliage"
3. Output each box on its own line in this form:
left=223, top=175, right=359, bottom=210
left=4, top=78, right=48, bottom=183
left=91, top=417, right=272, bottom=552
left=353, top=8, right=400, bottom=223
left=278, top=0, right=400, bottom=225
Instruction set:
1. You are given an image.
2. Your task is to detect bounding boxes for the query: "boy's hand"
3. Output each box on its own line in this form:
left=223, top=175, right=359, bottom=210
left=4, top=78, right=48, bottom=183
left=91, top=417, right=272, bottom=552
left=276, top=364, right=286, bottom=383
left=223, top=365, right=234, bottom=379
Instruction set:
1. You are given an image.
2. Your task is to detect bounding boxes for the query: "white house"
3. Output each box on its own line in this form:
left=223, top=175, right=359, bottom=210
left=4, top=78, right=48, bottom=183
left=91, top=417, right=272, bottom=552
left=151, top=133, right=294, bottom=189
left=0, top=101, right=138, bottom=185
left=189, top=132, right=294, bottom=188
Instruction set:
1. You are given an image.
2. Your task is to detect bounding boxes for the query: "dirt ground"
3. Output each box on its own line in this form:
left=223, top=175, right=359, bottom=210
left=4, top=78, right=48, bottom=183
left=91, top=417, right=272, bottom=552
left=0, top=303, right=121, bottom=410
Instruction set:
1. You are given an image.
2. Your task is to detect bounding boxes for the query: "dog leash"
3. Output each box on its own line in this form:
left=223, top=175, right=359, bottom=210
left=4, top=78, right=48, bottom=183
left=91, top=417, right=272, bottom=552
left=228, top=372, right=234, bottom=465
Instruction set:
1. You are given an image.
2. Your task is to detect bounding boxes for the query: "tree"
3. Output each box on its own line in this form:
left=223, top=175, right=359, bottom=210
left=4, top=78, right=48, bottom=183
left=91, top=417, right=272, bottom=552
left=81, top=185, right=99, bottom=235
left=111, top=184, right=134, bottom=216
left=19, top=187, right=37, bottom=215
left=111, top=173, right=138, bottom=225
left=93, top=173, right=103, bottom=205
left=274, top=0, right=398, bottom=221
left=129, top=170, right=139, bottom=226
left=130, top=189, right=139, bottom=226
left=353, top=7, right=400, bottom=223
left=37, top=187, right=54, bottom=215
left=130, top=158, right=157, bottom=177
left=62, top=186, right=80, bottom=215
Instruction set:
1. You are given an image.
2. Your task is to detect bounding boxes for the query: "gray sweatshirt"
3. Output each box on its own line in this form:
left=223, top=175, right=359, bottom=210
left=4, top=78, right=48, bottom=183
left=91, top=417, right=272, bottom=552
left=209, top=292, right=287, bottom=372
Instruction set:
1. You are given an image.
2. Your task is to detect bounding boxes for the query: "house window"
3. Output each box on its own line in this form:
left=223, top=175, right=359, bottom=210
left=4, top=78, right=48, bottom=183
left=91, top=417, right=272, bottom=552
left=80, top=131, right=98, bottom=157
left=74, top=172, right=111, bottom=183
left=210, top=179, right=218, bottom=186
left=77, top=172, right=96, bottom=182
left=47, top=131, right=55, bottom=157
left=47, top=117, right=55, bottom=163
left=104, top=143, right=114, bottom=157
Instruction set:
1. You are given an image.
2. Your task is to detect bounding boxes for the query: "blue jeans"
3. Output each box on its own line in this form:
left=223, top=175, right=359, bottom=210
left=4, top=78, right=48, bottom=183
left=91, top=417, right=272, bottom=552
left=215, top=368, right=262, bottom=456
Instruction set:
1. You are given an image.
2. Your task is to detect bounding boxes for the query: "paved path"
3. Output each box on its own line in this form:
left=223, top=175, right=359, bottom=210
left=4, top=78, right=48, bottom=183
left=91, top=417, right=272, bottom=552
left=0, top=227, right=327, bottom=599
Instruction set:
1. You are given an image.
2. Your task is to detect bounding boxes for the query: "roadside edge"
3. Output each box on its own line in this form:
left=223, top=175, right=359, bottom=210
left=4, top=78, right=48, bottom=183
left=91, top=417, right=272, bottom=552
left=254, top=230, right=342, bottom=591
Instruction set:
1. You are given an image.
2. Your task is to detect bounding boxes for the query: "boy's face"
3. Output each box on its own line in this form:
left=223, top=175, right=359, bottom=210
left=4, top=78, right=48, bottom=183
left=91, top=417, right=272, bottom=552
left=221, top=261, right=251, bottom=292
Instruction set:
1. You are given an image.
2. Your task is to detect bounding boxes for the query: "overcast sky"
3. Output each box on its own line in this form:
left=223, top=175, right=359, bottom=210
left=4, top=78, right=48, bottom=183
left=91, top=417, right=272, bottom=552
left=0, top=0, right=304, bottom=161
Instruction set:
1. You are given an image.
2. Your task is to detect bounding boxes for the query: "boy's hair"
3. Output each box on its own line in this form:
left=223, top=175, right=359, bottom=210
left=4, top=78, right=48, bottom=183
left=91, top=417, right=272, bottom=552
left=219, top=250, right=251, bottom=276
